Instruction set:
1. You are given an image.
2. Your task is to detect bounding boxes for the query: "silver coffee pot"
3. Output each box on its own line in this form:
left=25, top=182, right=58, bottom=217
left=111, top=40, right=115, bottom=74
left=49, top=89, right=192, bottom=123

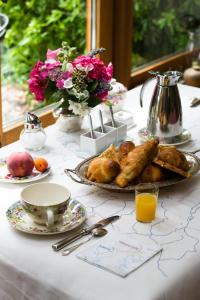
left=139, top=70, right=183, bottom=144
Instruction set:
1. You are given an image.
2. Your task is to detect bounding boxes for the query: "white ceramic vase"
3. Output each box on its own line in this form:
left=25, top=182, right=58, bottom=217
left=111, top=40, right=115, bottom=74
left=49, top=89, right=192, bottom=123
left=55, top=114, right=83, bottom=132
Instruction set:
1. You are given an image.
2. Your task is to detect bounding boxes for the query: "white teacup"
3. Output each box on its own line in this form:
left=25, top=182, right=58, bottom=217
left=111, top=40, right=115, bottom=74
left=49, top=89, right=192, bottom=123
left=21, top=182, right=71, bottom=227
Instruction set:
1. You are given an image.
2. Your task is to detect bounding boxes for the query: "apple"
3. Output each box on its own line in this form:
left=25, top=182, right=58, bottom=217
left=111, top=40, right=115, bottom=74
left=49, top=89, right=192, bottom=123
left=6, top=152, right=34, bottom=177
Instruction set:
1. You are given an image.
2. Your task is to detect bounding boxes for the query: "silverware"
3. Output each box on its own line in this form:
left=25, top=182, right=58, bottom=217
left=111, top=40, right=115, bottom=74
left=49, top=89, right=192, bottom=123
left=61, top=227, right=108, bottom=256
left=88, top=113, right=95, bottom=138
left=190, top=97, right=200, bottom=107
left=109, top=106, right=116, bottom=127
left=99, top=110, right=105, bottom=133
left=52, top=215, right=120, bottom=251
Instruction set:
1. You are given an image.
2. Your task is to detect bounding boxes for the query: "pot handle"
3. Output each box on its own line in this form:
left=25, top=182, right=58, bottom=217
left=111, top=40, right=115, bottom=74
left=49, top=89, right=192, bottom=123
left=139, top=77, right=155, bottom=107
left=64, top=169, right=92, bottom=185
left=64, top=168, right=86, bottom=184
left=190, top=149, right=200, bottom=154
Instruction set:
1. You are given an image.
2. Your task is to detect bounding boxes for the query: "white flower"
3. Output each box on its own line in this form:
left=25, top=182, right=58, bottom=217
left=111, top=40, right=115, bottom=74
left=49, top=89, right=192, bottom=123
left=76, top=63, right=94, bottom=74
left=68, top=100, right=89, bottom=116
left=66, top=62, right=73, bottom=72
left=68, top=88, right=89, bottom=101
left=45, top=58, right=57, bottom=64
left=64, top=78, right=73, bottom=89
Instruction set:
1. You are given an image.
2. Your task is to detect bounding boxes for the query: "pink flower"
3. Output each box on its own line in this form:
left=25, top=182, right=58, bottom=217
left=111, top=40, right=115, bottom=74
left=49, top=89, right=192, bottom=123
left=56, top=71, right=72, bottom=89
left=73, top=55, right=113, bottom=82
left=46, top=48, right=61, bottom=60
left=46, top=61, right=61, bottom=70
left=106, top=63, right=113, bottom=79
left=28, top=45, right=113, bottom=107
left=56, top=79, right=64, bottom=89
left=28, top=61, right=48, bottom=101
left=95, top=90, right=108, bottom=100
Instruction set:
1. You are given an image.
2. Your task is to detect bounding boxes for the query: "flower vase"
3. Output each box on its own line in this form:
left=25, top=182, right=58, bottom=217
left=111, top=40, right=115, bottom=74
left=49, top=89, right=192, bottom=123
left=55, top=114, right=83, bottom=132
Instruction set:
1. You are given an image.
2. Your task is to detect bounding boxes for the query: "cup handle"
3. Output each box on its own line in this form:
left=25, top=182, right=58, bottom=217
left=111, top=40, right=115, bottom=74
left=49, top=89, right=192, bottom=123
left=46, top=207, right=54, bottom=227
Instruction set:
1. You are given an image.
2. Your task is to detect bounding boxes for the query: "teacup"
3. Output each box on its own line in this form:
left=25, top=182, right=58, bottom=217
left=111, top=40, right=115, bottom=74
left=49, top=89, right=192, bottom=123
left=21, top=182, right=71, bottom=227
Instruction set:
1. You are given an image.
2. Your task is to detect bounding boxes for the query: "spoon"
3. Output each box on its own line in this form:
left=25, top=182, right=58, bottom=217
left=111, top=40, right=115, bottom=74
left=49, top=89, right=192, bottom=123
left=61, top=227, right=108, bottom=256
left=99, top=110, right=105, bottom=133
left=88, top=113, right=95, bottom=139
left=109, top=105, right=116, bottom=128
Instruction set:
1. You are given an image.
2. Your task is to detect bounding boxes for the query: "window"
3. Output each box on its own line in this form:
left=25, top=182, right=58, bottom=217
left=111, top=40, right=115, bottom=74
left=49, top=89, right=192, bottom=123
left=131, top=0, right=200, bottom=86
left=0, top=0, right=199, bottom=145
left=132, top=0, right=200, bottom=70
left=0, top=0, right=86, bottom=145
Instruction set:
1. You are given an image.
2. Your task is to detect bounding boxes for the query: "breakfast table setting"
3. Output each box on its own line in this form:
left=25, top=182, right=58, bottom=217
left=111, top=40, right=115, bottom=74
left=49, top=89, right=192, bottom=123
left=0, top=81, right=200, bottom=300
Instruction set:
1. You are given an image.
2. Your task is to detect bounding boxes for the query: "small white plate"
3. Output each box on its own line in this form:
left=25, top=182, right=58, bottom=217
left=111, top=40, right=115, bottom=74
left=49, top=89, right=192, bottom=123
left=6, top=199, right=86, bottom=235
left=138, top=128, right=191, bottom=146
left=0, top=158, right=51, bottom=183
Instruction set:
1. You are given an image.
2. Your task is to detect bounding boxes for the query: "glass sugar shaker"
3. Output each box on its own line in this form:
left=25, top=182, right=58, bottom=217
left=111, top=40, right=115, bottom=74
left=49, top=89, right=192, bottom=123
left=20, top=112, right=46, bottom=151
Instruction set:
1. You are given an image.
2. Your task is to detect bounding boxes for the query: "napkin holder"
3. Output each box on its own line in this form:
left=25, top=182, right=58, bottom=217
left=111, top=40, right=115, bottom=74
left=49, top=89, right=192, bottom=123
left=80, top=121, right=127, bottom=156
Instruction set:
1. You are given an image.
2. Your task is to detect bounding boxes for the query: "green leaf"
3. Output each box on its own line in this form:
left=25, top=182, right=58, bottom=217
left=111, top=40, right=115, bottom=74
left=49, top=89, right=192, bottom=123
left=87, top=81, right=98, bottom=92
left=87, top=95, right=101, bottom=108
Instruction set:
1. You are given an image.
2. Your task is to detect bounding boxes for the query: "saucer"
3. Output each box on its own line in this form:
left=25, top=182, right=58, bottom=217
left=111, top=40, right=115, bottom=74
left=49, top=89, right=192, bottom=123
left=6, top=199, right=86, bottom=235
left=138, top=128, right=191, bottom=146
left=0, top=158, right=51, bottom=183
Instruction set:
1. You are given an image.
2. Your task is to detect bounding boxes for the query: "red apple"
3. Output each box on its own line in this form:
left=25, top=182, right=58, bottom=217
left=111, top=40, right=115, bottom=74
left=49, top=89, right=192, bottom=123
left=6, top=152, right=34, bottom=177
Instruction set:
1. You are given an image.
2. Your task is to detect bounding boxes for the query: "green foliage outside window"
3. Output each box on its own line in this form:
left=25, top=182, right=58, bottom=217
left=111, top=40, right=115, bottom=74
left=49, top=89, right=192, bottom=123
left=132, top=0, right=200, bottom=69
left=0, top=0, right=86, bottom=90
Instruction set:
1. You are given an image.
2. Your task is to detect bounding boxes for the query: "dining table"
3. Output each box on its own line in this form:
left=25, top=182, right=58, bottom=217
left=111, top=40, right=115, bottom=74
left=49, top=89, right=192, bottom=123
left=0, top=82, right=200, bottom=300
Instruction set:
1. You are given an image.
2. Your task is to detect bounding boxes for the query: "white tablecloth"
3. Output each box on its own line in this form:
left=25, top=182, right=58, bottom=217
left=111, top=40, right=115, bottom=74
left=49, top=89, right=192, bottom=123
left=0, top=83, right=200, bottom=300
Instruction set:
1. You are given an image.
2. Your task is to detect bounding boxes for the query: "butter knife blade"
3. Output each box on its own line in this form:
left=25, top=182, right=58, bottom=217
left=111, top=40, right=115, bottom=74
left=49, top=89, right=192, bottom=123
left=190, top=97, right=200, bottom=107
left=52, top=215, right=119, bottom=252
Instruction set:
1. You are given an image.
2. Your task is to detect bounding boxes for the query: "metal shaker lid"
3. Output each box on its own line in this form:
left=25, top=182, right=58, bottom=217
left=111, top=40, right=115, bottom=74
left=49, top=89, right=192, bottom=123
left=24, top=112, right=41, bottom=130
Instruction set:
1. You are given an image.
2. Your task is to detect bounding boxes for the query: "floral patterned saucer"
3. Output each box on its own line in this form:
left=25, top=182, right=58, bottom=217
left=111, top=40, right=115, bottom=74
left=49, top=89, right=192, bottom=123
left=6, top=199, right=86, bottom=235
left=0, top=158, right=51, bottom=183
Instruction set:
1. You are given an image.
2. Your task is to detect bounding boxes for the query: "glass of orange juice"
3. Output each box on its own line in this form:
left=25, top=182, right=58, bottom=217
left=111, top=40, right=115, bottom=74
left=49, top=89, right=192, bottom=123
left=135, top=183, right=159, bottom=222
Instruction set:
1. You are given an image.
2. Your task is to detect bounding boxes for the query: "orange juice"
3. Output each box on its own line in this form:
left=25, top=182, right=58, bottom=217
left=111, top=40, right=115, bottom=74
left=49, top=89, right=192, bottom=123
left=135, top=193, right=157, bottom=222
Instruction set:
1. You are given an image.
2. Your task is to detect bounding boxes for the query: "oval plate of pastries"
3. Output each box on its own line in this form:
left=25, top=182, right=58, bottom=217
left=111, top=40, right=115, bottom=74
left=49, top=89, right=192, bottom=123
left=65, top=139, right=200, bottom=193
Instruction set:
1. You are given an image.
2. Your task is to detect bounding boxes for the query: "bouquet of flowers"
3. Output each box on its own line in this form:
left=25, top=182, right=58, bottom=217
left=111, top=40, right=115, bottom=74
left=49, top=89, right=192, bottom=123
left=28, top=42, right=113, bottom=116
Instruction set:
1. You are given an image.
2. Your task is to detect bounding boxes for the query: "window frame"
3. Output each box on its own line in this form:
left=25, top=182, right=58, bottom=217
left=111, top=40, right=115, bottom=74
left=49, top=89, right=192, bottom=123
left=0, top=0, right=197, bottom=146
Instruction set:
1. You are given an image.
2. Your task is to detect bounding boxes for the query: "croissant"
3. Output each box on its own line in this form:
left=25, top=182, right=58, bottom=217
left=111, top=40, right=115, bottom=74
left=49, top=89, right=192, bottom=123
left=115, top=139, right=159, bottom=187
left=138, top=163, right=165, bottom=183
left=153, top=146, right=190, bottom=178
left=157, top=146, right=189, bottom=171
left=118, top=141, right=135, bottom=167
left=87, top=157, right=120, bottom=183
left=99, top=144, right=119, bottom=163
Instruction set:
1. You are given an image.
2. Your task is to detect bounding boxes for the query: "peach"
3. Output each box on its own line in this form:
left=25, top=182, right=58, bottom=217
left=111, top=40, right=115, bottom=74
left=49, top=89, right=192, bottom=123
left=7, top=152, right=34, bottom=177
left=34, top=157, right=48, bottom=172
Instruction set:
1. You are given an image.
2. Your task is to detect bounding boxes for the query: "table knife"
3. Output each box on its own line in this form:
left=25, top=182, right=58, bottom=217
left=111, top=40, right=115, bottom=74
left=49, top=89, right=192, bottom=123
left=190, top=97, right=200, bottom=107
left=52, top=215, right=120, bottom=251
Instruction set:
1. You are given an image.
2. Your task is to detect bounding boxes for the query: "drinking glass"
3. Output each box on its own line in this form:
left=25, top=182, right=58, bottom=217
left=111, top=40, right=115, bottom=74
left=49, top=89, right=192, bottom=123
left=135, top=183, right=159, bottom=222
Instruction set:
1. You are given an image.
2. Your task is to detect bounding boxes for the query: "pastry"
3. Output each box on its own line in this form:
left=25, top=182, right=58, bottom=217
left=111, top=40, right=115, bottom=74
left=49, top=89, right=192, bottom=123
left=153, top=146, right=190, bottom=178
left=157, top=146, right=189, bottom=171
left=118, top=141, right=135, bottom=167
left=138, top=163, right=165, bottom=183
left=87, top=157, right=120, bottom=183
left=99, top=144, right=119, bottom=163
left=115, top=139, right=159, bottom=187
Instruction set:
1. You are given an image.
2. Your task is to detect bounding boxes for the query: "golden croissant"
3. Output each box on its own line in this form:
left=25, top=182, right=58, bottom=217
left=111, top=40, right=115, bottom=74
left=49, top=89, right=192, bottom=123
left=115, top=139, right=159, bottom=187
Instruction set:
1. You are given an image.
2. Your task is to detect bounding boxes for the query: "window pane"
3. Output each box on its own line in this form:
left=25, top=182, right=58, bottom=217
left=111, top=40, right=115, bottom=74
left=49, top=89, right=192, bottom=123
left=1, top=0, right=86, bottom=127
left=132, top=0, right=200, bottom=71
